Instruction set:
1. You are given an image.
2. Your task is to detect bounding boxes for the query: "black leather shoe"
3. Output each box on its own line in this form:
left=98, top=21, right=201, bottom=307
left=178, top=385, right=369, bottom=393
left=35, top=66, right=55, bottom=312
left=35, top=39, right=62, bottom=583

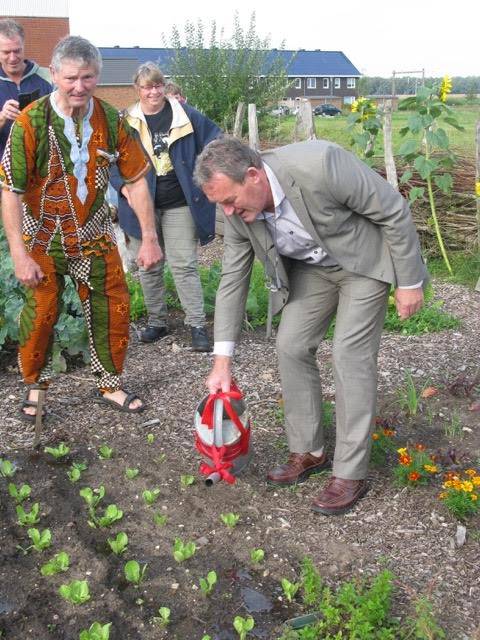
left=191, top=326, right=211, bottom=352
left=140, top=325, right=169, bottom=343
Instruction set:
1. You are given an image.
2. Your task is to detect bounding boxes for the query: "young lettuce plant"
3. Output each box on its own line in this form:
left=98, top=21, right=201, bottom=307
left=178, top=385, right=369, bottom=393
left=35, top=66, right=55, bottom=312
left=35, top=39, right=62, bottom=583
left=180, top=474, right=195, bottom=487
left=58, top=579, right=90, bottom=604
left=107, top=532, right=128, bottom=555
left=79, top=622, right=111, bottom=640
left=98, top=444, right=114, bottom=460
left=199, top=571, right=217, bottom=596
left=124, top=560, right=148, bottom=587
left=80, top=486, right=105, bottom=523
left=233, top=615, right=255, bottom=640
left=8, top=482, right=31, bottom=504
left=125, top=467, right=139, bottom=479
left=16, top=502, right=40, bottom=526
left=220, top=513, right=240, bottom=529
left=93, top=504, right=123, bottom=529
left=153, top=512, right=167, bottom=526
left=142, top=488, right=161, bottom=506
left=44, top=442, right=70, bottom=460
left=153, top=607, right=171, bottom=628
left=40, top=551, right=70, bottom=576
left=27, top=527, right=52, bottom=552
left=281, top=577, right=300, bottom=603
left=67, top=461, right=87, bottom=483
left=173, top=538, right=196, bottom=563
left=0, top=458, right=16, bottom=478
left=250, top=548, right=265, bottom=565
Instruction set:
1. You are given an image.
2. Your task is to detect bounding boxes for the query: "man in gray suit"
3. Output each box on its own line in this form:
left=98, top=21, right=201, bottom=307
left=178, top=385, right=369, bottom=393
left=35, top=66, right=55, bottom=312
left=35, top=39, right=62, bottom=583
left=194, top=137, right=427, bottom=515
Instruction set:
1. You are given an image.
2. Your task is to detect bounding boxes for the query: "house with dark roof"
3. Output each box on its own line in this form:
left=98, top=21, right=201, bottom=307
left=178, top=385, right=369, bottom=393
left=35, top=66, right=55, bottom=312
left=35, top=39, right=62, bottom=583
left=96, top=47, right=361, bottom=110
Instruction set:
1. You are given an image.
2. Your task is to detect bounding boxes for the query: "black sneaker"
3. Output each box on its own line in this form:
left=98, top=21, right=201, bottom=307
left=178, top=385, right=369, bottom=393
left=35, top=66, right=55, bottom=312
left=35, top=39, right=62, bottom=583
left=191, top=326, right=211, bottom=352
left=140, top=325, right=169, bottom=343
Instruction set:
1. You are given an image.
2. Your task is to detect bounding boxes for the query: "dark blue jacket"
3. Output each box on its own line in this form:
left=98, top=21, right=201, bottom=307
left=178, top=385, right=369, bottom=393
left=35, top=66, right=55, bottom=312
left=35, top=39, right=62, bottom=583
left=0, top=60, right=52, bottom=158
left=110, top=98, right=221, bottom=245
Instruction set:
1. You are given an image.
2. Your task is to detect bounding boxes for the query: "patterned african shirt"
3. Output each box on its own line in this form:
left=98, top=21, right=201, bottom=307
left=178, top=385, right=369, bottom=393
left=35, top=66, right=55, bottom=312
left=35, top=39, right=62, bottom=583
left=0, top=93, right=149, bottom=258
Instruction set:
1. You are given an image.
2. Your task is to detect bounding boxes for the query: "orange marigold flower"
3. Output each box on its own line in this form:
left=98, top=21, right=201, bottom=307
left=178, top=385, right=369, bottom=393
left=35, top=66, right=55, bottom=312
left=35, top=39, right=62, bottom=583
left=383, top=428, right=395, bottom=437
left=372, top=433, right=380, bottom=440
left=472, top=477, right=480, bottom=487
left=414, top=444, right=426, bottom=451
left=470, top=494, right=478, bottom=502
left=408, top=471, right=421, bottom=482
left=461, top=481, right=474, bottom=493
left=399, top=455, right=412, bottom=466
left=424, top=464, right=438, bottom=474
left=465, top=469, right=477, bottom=477
left=444, top=471, right=459, bottom=481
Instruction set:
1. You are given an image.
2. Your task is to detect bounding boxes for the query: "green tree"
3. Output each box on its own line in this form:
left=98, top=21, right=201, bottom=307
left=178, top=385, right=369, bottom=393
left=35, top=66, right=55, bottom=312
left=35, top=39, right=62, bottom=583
left=164, top=12, right=291, bottom=131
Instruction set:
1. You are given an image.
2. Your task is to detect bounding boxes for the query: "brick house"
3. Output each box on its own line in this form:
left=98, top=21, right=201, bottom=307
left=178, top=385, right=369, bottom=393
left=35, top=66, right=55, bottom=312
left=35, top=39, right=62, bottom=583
left=97, top=47, right=361, bottom=111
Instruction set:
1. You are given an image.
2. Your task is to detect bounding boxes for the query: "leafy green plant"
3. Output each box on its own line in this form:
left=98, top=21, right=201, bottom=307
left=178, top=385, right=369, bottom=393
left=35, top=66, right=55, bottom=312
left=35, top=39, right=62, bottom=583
left=180, top=474, right=195, bottom=487
left=146, top=433, right=155, bottom=444
left=80, top=486, right=105, bottom=518
left=142, top=488, right=161, bottom=506
left=220, top=512, right=240, bottom=529
left=199, top=571, right=217, bottom=596
left=125, top=467, right=139, bottom=479
left=27, top=527, right=52, bottom=552
left=250, top=548, right=265, bottom=565
left=107, top=532, right=129, bottom=555
left=98, top=444, right=114, bottom=459
left=8, top=482, right=31, bottom=504
left=440, top=470, right=480, bottom=520
left=153, top=512, right=168, bottom=526
left=0, top=458, right=16, bottom=478
left=233, top=615, right=255, bottom=640
left=124, top=560, right=147, bottom=587
left=444, top=411, right=463, bottom=439
left=405, top=596, right=446, bottom=639
left=67, top=461, right=87, bottom=483
left=396, top=370, right=429, bottom=417
left=44, top=442, right=70, bottom=459
left=172, top=538, right=196, bottom=563
left=347, top=97, right=383, bottom=162
left=16, top=502, right=40, bottom=526
left=153, top=607, right=171, bottom=628
left=93, top=504, right=123, bottom=529
left=395, top=445, right=438, bottom=487
left=398, top=78, right=463, bottom=273
left=281, top=577, right=300, bottom=603
left=300, top=557, right=323, bottom=609
left=58, top=579, right=91, bottom=605
left=79, top=622, right=111, bottom=640
left=40, top=551, right=70, bottom=576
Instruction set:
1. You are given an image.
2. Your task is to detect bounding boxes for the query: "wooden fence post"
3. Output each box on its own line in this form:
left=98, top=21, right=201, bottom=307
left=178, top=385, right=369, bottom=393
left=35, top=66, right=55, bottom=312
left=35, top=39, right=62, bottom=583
left=233, top=102, right=245, bottom=139
left=248, top=104, right=260, bottom=151
left=383, top=100, right=399, bottom=190
left=294, top=99, right=316, bottom=142
left=475, top=120, right=480, bottom=292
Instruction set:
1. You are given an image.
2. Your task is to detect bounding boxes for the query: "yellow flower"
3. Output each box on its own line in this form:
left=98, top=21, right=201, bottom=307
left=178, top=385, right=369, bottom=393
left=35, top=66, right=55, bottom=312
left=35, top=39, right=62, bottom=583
left=475, top=182, right=480, bottom=198
left=465, top=469, right=477, bottom=477
left=439, top=492, right=447, bottom=499
left=372, top=432, right=380, bottom=440
left=461, top=481, right=474, bottom=493
left=439, top=76, right=452, bottom=103
left=397, top=447, right=408, bottom=456
left=470, top=493, right=478, bottom=501
left=472, top=476, right=480, bottom=487
left=424, top=464, right=438, bottom=474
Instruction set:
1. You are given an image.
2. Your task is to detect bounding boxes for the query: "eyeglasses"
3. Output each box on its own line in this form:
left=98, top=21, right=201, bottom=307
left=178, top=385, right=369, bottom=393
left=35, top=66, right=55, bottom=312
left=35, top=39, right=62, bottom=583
left=138, top=84, right=164, bottom=92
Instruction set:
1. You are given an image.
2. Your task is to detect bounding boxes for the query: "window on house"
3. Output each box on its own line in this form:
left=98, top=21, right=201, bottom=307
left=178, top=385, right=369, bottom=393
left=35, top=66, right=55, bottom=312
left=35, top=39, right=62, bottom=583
left=294, top=78, right=301, bottom=89
left=307, top=78, right=316, bottom=89
left=323, top=78, right=329, bottom=89
left=334, top=78, right=341, bottom=89
left=347, top=78, right=356, bottom=88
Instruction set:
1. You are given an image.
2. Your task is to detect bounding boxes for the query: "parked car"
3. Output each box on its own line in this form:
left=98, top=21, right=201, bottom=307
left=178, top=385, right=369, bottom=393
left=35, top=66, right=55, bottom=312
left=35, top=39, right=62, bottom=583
left=270, top=105, right=290, bottom=116
left=313, top=104, right=342, bottom=117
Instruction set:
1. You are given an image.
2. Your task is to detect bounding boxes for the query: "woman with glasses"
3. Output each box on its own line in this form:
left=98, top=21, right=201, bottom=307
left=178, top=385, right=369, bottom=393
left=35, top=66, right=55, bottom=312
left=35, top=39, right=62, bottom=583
left=111, top=62, right=222, bottom=350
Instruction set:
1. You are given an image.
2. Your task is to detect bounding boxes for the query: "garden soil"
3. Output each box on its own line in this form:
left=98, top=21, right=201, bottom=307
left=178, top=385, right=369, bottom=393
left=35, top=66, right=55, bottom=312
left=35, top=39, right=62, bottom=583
left=1, top=239, right=479, bottom=639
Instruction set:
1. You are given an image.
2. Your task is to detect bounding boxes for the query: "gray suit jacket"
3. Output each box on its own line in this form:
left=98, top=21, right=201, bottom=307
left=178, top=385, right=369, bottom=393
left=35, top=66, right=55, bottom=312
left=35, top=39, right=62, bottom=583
left=214, top=140, right=428, bottom=342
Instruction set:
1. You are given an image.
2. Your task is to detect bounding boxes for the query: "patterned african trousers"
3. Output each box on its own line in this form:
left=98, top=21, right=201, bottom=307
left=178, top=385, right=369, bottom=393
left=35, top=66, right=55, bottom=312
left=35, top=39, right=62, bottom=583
left=18, top=242, right=130, bottom=391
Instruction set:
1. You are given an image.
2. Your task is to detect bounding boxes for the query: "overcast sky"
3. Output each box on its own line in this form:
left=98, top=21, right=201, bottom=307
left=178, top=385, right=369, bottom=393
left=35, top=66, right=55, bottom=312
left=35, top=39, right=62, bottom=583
left=69, top=0, right=478, bottom=78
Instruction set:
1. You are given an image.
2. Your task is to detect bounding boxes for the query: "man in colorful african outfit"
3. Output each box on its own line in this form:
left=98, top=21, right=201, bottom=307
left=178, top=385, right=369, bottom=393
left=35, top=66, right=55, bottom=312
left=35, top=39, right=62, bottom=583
left=0, top=36, right=162, bottom=420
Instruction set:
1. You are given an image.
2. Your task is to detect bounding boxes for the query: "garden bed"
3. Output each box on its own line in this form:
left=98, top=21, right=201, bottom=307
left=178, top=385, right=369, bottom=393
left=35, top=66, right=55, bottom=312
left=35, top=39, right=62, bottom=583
left=1, top=256, right=480, bottom=638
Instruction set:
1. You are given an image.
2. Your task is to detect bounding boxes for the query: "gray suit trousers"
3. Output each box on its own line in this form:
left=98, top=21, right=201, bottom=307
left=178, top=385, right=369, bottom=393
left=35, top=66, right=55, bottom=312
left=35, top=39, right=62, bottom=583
left=276, top=261, right=389, bottom=480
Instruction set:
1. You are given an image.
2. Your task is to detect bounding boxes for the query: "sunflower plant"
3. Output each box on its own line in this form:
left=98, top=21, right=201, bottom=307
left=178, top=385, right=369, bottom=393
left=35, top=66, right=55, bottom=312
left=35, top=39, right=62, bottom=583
left=347, top=97, right=383, bottom=164
left=397, top=77, right=463, bottom=274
